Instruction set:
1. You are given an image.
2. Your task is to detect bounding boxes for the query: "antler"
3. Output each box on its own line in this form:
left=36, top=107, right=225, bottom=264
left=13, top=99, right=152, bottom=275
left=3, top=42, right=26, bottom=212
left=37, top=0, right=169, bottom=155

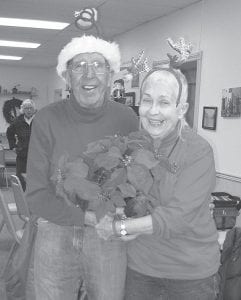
left=167, top=37, right=192, bottom=67
left=130, top=50, right=150, bottom=76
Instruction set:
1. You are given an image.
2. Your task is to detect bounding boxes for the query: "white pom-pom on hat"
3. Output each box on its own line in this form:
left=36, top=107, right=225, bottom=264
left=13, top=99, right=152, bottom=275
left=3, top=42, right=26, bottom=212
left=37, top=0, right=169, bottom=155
left=56, top=35, right=121, bottom=81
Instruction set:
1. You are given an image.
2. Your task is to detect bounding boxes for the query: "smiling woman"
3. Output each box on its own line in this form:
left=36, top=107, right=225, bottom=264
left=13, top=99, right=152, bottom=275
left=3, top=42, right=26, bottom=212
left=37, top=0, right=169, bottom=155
left=139, top=69, right=189, bottom=141
left=95, top=64, right=220, bottom=300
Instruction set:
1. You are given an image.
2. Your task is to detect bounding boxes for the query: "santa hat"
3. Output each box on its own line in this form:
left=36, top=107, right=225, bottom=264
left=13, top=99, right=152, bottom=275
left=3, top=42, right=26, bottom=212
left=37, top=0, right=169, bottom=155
left=56, top=35, right=121, bottom=81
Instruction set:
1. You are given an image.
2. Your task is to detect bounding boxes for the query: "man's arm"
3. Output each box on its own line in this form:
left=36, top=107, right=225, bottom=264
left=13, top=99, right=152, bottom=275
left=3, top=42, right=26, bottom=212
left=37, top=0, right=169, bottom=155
left=26, top=114, right=85, bottom=226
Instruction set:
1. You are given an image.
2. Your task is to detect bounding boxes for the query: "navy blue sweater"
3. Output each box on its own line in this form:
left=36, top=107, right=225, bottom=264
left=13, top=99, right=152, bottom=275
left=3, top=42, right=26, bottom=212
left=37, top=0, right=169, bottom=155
left=26, top=95, right=138, bottom=226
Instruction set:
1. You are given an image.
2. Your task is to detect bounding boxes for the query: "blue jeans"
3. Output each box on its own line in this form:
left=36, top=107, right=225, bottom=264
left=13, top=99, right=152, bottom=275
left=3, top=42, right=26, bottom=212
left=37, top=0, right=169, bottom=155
left=125, top=268, right=220, bottom=300
left=33, top=220, right=127, bottom=300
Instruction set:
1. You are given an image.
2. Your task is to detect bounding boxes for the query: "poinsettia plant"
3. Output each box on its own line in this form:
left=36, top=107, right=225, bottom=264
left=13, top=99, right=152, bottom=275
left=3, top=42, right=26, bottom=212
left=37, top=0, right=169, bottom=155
left=51, top=132, right=162, bottom=220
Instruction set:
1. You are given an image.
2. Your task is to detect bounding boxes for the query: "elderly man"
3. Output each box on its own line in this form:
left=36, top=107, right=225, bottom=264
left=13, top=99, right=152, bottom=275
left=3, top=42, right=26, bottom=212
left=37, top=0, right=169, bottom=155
left=7, top=98, right=36, bottom=191
left=26, top=35, right=139, bottom=300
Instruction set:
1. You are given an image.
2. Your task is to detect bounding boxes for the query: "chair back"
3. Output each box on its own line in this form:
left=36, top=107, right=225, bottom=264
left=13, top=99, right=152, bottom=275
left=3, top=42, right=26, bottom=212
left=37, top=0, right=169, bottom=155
left=10, top=175, right=30, bottom=221
left=0, top=145, right=5, bottom=166
left=0, top=190, right=21, bottom=243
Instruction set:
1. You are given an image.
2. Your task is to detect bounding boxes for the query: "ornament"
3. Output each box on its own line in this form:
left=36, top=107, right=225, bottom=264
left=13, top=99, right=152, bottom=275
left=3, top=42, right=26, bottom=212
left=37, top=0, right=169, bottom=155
left=74, top=8, right=98, bottom=30
left=129, top=50, right=150, bottom=76
left=167, top=37, right=193, bottom=68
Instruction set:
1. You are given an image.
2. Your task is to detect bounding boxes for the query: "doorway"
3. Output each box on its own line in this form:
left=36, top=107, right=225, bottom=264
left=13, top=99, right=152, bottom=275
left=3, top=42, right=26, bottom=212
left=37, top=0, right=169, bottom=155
left=153, top=51, right=202, bottom=130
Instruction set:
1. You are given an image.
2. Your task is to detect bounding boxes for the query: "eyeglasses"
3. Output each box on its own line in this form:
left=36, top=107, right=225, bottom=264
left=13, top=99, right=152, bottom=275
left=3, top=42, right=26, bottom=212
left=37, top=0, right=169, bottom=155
left=23, top=106, right=34, bottom=110
left=71, top=61, right=110, bottom=75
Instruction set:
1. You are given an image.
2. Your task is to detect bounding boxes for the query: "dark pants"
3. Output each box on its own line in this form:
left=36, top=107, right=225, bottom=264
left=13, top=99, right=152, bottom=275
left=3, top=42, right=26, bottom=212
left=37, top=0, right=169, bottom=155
left=16, top=156, right=27, bottom=191
left=125, top=267, right=220, bottom=300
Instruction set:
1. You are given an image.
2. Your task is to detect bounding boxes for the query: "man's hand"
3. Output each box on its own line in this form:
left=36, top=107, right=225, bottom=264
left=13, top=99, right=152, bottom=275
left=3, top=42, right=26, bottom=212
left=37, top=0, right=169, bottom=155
left=112, top=233, right=140, bottom=242
left=95, top=214, right=114, bottom=240
left=84, top=211, right=97, bottom=227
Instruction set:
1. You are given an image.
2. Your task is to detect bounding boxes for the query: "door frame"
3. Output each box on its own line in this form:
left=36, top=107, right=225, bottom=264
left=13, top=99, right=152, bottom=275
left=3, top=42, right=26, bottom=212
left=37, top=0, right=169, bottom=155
left=152, top=51, right=203, bottom=131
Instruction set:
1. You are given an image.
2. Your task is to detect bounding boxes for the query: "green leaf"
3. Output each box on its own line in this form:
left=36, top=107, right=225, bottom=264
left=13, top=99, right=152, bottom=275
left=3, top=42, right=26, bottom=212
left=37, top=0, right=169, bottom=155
left=63, top=175, right=101, bottom=202
left=108, top=146, right=123, bottom=158
left=66, top=158, right=89, bottom=178
left=111, top=190, right=126, bottom=207
left=102, top=168, right=127, bottom=189
left=134, top=149, right=159, bottom=169
left=105, top=200, right=116, bottom=213
left=94, top=152, right=120, bottom=170
left=111, top=137, right=127, bottom=154
left=84, top=138, right=111, bottom=155
left=127, top=164, right=153, bottom=194
left=118, top=182, right=136, bottom=198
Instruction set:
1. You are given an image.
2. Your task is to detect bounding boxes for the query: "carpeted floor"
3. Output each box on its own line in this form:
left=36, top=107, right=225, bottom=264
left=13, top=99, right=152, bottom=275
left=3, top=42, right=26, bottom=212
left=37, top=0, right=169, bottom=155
left=0, top=188, right=24, bottom=299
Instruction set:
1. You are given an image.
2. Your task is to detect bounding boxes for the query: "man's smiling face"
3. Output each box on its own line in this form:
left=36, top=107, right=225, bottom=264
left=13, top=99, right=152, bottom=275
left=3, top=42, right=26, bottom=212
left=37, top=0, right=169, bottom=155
left=66, top=52, right=111, bottom=108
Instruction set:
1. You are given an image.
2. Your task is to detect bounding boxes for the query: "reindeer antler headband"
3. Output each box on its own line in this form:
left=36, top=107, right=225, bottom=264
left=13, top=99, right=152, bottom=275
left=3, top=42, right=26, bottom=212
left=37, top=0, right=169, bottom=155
left=128, top=37, right=193, bottom=105
left=166, top=37, right=192, bottom=68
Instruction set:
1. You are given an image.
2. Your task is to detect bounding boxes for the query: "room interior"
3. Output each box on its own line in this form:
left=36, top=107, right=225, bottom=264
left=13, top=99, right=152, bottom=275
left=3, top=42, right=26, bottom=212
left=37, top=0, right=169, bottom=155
left=0, top=0, right=240, bottom=192
left=0, top=0, right=240, bottom=292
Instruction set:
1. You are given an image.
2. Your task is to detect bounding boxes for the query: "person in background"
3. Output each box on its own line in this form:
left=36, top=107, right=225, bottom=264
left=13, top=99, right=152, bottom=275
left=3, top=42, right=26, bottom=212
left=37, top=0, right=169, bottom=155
left=26, top=35, right=139, bottom=300
left=113, top=78, right=126, bottom=104
left=7, top=99, right=36, bottom=191
left=96, top=67, right=221, bottom=300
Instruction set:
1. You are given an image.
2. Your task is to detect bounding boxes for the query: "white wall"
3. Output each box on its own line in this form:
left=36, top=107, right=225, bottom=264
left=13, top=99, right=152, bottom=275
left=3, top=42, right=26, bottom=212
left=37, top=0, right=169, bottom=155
left=0, top=65, right=49, bottom=132
left=47, top=67, right=67, bottom=103
left=6, top=0, right=240, bottom=179
left=115, top=0, right=241, bottom=178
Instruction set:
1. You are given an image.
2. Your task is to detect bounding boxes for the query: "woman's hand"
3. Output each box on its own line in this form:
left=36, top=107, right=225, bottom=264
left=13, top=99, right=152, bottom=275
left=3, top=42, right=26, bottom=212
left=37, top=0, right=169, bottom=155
left=95, top=214, right=140, bottom=241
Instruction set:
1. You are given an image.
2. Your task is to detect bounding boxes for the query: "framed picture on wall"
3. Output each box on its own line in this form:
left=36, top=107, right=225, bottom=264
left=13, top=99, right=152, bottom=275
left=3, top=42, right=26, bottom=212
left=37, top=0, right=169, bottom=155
left=221, top=87, right=241, bottom=117
left=124, top=92, right=136, bottom=106
left=202, top=106, right=217, bottom=130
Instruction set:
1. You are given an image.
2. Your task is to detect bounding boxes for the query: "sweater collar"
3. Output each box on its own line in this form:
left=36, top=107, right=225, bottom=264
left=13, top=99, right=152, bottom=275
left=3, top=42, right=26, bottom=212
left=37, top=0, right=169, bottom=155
left=68, top=92, right=108, bottom=123
left=141, top=121, right=180, bottom=149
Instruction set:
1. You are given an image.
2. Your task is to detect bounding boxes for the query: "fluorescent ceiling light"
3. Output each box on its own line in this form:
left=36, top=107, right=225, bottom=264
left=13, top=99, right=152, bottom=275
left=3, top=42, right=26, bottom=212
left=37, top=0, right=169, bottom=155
left=0, top=17, right=69, bottom=30
left=0, top=40, right=40, bottom=48
left=0, top=55, right=22, bottom=60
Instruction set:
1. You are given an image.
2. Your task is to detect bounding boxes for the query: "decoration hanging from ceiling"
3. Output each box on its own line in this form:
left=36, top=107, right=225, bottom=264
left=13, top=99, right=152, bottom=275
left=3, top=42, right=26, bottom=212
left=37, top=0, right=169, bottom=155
left=74, top=8, right=102, bottom=37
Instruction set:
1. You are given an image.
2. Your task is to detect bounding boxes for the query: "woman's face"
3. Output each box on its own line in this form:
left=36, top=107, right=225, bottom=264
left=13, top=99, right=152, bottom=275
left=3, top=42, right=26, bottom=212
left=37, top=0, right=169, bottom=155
left=139, top=70, right=185, bottom=140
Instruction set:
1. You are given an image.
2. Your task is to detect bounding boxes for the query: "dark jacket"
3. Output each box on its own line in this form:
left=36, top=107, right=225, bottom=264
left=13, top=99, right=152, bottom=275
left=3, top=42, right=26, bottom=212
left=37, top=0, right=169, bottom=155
left=218, top=227, right=241, bottom=300
left=6, top=115, right=32, bottom=158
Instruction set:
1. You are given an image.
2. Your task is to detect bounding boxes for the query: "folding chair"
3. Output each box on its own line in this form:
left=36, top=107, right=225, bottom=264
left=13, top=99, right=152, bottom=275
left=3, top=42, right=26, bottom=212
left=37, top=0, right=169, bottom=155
left=0, top=190, right=23, bottom=243
left=10, top=175, right=31, bottom=222
left=0, top=145, right=8, bottom=188
left=0, top=196, right=17, bottom=233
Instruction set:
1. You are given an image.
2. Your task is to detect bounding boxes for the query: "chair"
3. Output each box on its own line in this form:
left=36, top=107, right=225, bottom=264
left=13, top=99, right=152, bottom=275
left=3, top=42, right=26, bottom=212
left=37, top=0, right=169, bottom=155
left=0, top=190, right=23, bottom=243
left=0, top=195, right=18, bottom=233
left=0, top=145, right=8, bottom=188
left=10, top=175, right=30, bottom=222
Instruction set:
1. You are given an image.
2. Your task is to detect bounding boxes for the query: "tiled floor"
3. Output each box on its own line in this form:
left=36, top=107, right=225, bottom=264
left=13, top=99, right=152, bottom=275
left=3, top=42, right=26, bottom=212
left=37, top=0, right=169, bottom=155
left=0, top=187, right=24, bottom=299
